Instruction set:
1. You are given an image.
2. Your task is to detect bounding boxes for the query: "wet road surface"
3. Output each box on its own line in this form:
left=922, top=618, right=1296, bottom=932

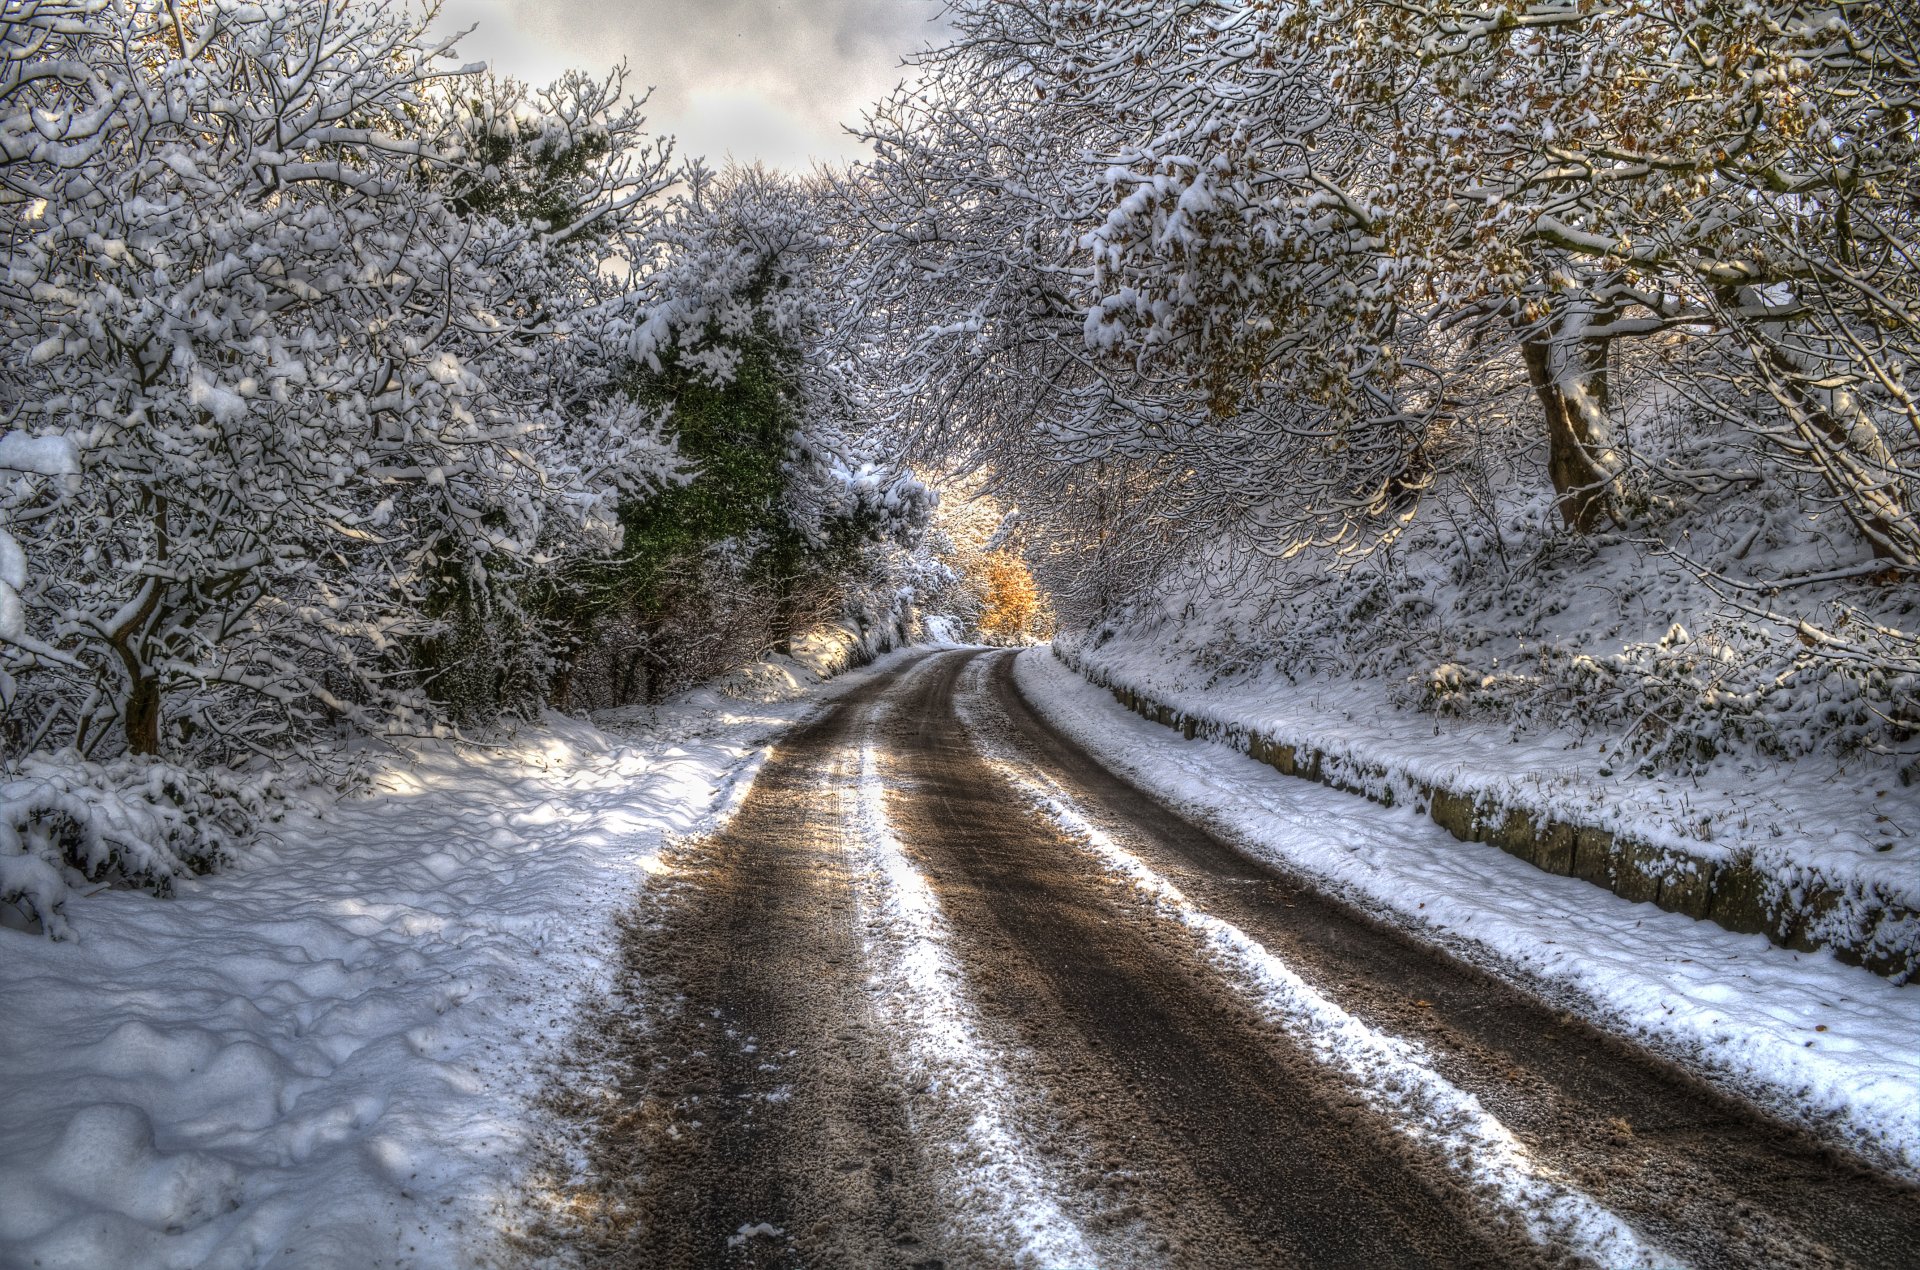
left=542, top=649, right=1920, bottom=1269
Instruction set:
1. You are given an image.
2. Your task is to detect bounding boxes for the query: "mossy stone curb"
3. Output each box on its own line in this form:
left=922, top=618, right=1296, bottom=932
left=1057, top=648, right=1918, bottom=983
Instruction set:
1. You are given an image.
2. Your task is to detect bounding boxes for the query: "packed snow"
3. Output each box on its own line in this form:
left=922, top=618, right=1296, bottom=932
left=844, top=670, right=1095, bottom=1266
left=1014, top=648, right=1920, bottom=1182
left=0, top=650, right=917, bottom=1269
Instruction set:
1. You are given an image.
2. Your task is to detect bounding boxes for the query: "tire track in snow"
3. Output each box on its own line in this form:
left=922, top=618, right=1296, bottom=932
left=843, top=714, right=1099, bottom=1268
left=954, top=657, right=1678, bottom=1270
left=529, top=662, right=954, bottom=1268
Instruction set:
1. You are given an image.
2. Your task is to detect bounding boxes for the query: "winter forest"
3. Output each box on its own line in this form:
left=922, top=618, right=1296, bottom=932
left=2, top=1, right=1918, bottom=1266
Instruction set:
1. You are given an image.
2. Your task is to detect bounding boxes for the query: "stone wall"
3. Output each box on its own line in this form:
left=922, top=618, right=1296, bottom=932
left=1056, top=648, right=1919, bottom=983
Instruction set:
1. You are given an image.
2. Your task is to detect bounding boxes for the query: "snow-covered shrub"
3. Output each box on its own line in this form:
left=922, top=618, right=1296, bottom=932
left=1411, top=615, right=1920, bottom=773
left=0, top=754, right=278, bottom=937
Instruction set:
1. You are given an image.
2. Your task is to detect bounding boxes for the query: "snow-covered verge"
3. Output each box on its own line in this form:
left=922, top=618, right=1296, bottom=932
left=0, top=650, right=917, bottom=1269
left=790, top=606, right=919, bottom=680
left=1057, top=628, right=1919, bottom=981
left=1015, top=648, right=1920, bottom=1183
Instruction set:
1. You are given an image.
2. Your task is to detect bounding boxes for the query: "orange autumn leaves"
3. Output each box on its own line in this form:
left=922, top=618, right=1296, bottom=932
left=974, top=552, right=1054, bottom=646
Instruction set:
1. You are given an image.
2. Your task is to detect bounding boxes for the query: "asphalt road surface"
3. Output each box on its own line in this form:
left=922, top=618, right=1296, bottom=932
left=550, top=649, right=1920, bottom=1269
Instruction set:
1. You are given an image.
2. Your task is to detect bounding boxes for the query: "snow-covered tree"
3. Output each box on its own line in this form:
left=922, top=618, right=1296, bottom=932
left=0, top=0, right=679, bottom=760
left=550, top=166, right=933, bottom=706
left=859, top=0, right=1916, bottom=590
left=634, top=167, right=930, bottom=556
left=1085, top=0, right=1918, bottom=550
left=1283, top=0, right=1920, bottom=549
left=848, top=1, right=1456, bottom=574
left=402, top=66, right=686, bottom=721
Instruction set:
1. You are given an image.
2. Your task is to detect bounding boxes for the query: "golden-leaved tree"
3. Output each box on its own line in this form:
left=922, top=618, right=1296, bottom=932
left=976, top=553, right=1054, bottom=646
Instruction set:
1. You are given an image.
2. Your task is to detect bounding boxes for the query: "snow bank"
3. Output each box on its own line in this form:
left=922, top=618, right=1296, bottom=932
left=1060, top=631, right=1919, bottom=980
left=1015, top=648, right=1920, bottom=1182
left=0, top=652, right=916, bottom=1268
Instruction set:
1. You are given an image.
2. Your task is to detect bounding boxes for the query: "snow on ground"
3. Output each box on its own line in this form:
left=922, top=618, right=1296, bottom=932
left=1014, top=649, right=1920, bottom=1182
left=1068, top=629, right=1919, bottom=925
left=843, top=680, right=1095, bottom=1266
left=0, top=650, right=918, bottom=1270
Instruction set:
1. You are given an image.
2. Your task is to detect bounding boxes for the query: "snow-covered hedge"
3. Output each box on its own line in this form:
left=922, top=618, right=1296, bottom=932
left=0, top=756, right=278, bottom=938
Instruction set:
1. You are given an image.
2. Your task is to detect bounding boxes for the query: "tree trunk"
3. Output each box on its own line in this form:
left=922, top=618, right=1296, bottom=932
left=1775, top=371, right=1911, bottom=562
left=125, top=674, right=161, bottom=756
left=1520, top=308, right=1622, bottom=533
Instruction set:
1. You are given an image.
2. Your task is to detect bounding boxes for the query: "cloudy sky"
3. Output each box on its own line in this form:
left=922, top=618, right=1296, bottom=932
left=433, top=0, right=949, bottom=171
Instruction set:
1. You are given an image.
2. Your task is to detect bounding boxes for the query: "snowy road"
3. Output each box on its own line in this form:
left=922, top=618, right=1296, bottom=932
left=546, top=649, right=1920, bottom=1268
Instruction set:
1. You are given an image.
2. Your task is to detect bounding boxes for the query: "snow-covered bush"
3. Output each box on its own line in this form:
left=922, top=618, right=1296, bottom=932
left=1414, top=621, right=1919, bottom=774
left=1, top=753, right=279, bottom=937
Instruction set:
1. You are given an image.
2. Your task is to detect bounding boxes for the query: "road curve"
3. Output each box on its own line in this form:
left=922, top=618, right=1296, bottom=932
left=543, top=648, right=1920, bottom=1269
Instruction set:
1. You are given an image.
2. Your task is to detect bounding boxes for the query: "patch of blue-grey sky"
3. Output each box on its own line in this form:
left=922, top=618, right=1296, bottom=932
left=433, top=0, right=946, bottom=171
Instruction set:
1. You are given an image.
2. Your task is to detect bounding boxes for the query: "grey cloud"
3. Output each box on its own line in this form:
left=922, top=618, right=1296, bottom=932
left=435, top=0, right=946, bottom=168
